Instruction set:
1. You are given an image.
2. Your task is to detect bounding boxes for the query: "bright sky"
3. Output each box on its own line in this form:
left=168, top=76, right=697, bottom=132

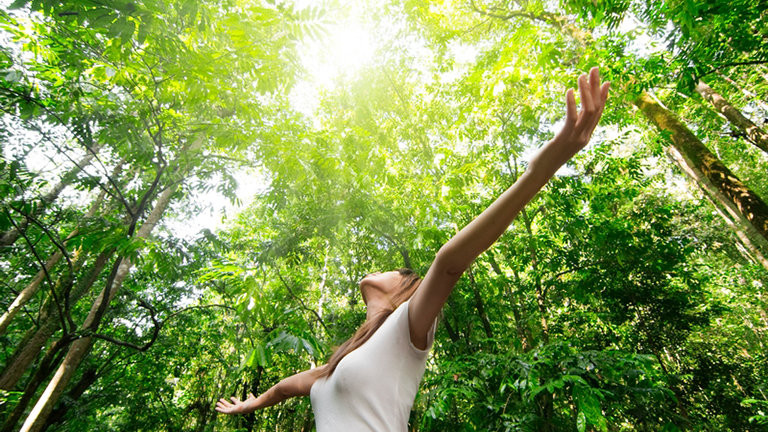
left=289, top=2, right=375, bottom=117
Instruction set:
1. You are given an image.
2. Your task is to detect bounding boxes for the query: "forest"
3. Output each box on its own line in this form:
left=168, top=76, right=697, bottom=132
left=0, top=0, right=767, bottom=430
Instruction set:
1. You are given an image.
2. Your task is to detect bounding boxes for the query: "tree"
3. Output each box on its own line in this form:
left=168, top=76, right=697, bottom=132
left=0, top=0, right=325, bottom=429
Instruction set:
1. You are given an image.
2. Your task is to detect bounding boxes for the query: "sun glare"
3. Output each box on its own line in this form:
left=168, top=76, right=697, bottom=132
left=320, top=21, right=374, bottom=83
left=290, top=2, right=375, bottom=116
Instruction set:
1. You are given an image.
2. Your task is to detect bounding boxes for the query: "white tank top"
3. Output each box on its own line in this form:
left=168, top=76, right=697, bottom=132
left=310, top=300, right=435, bottom=431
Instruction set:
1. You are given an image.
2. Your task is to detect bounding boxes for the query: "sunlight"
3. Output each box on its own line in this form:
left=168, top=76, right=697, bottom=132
left=318, top=21, right=374, bottom=84
left=290, top=1, right=375, bottom=116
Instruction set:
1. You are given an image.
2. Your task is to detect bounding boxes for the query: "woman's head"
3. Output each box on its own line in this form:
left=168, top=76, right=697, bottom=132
left=316, top=268, right=421, bottom=380
left=359, top=268, right=421, bottom=307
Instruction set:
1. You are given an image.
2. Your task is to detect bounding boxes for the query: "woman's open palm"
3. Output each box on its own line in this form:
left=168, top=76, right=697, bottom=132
left=216, top=393, right=256, bottom=415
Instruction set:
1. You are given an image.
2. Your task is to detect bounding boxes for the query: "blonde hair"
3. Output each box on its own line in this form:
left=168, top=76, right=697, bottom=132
left=315, top=268, right=421, bottom=379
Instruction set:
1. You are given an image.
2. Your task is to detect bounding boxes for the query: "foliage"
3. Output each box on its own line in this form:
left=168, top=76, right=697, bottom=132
left=1, top=0, right=767, bottom=430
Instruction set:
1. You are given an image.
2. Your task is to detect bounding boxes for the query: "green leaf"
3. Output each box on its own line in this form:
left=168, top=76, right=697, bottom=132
left=577, top=411, right=586, bottom=432
left=120, top=19, right=136, bottom=45
left=107, top=17, right=127, bottom=39
left=9, top=0, right=30, bottom=9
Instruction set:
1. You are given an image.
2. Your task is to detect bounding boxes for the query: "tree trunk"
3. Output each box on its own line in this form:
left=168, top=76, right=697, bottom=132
left=0, top=189, right=106, bottom=336
left=521, top=208, right=550, bottom=344
left=1, top=325, right=36, bottom=378
left=716, top=72, right=768, bottom=113
left=695, top=80, right=768, bottom=154
left=0, top=250, right=112, bottom=390
left=0, top=318, right=59, bottom=392
left=509, top=289, right=534, bottom=352
left=243, top=366, right=263, bottom=432
left=0, top=341, right=67, bottom=432
left=467, top=268, right=494, bottom=339
left=487, top=251, right=534, bottom=350
left=39, top=348, right=122, bottom=431
left=194, top=405, right=210, bottom=432
left=0, top=145, right=101, bottom=248
left=535, top=389, right=555, bottom=432
left=0, top=252, right=61, bottom=335
left=19, top=184, right=177, bottom=432
left=41, top=367, right=99, bottom=430
left=665, top=146, right=768, bottom=270
left=441, top=313, right=460, bottom=343
left=634, top=92, right=768, bottom=243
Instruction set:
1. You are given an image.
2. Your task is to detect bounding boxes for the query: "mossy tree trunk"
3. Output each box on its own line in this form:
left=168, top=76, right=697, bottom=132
left=634, top=92, right=768, bottom=243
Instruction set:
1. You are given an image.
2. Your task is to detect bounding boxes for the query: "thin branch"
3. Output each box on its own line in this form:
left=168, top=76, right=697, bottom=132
left=7, top=203, right=74, bottom=272
left=468, top=0, right=537, bottom=22
left=87, top=295, right=160, bottom=352
left=87, top=256, right=124, bottom=333
left=696, top=60, right=768, bottom=81
left=87, top=303, right=236, bottom=352
left=547, top=259, right=613, bottom=281
left=206, top=154, right=261, bottom=169
left=4, top=208, right=69, bottom=333
left=368, top=225, right=412, bottom=269
left=87, top=332, right=148, bottom=351
left=274, top=267, right=330, bottom=334
left=22, top=302, right=40, bottom=329
left=163, top=304, right=237, bottom=322
left=0, top=104, right=133, bottom=214
left=380, top=66, right=409, bottom=107
left=0, top=88, right=134, bottom=215
left=126, top=161, right=166, bottom=237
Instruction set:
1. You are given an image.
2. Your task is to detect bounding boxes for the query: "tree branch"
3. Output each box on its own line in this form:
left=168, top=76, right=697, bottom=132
left=8, top=203, right=74, bottom=272
left=696, top=60, right=768, bottom=81
left=0, top=103, right=134, bottom=215
left=4, top=208, right=69, bottom=334
left=368, top=225, right=412, bottom=269
left=274, top=267, right=330, bottom=334
left=163, top=303, right=237, bottom=323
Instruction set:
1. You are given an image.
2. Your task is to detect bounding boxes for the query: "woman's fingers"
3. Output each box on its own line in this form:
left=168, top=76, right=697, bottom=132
left=550, top=67, right=609, bottom=152
left=216, top=399, right=232, bottom=413
left=576, top=68, right=608, bottom=135
left=565, top=88, right=577, bottom=126
left=589, top=67, right=601, bottom=103
left=578, top=73, right=594, bottom=117
left=585, top=81, right=610, bottom=133
left=216, top=396, right=243, bottom=414
left=601, top=81, right=610, bottom=105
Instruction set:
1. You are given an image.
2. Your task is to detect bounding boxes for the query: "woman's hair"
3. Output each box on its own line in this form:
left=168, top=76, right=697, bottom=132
left=315, top=268, right=421, bottom=380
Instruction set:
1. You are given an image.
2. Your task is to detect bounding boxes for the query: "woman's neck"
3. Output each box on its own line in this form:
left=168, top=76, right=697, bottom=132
left=364, top=295, right=394, bottom=321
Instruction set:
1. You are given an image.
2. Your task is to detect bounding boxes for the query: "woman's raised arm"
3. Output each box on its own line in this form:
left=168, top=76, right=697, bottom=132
left=408, top=67, right=610, bottom=349
left=216, top=366, right=324, bottom=415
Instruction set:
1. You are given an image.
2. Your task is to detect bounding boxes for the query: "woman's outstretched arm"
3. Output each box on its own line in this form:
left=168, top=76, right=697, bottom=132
left=216, top=366, right=324, bottom=415
left=408, top=67, right=610, bottom=349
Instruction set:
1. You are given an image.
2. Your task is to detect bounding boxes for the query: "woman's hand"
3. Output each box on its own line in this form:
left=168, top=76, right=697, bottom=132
left=530, top=67, right=610, bottom=173
left=215, top=393, right=256, bottom=415
left=215, top=368, right=321, bottom=415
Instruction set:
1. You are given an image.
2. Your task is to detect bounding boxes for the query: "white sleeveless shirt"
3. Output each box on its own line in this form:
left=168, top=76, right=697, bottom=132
left=310, top=300, right=435, bottom=432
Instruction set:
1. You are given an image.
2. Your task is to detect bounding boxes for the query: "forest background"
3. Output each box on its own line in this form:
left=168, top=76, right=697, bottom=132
left=0, top=0, right=767, bottom=430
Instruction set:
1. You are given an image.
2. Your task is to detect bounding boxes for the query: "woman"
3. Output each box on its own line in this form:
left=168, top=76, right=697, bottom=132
left=216, top=68, right=610, bottom=430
